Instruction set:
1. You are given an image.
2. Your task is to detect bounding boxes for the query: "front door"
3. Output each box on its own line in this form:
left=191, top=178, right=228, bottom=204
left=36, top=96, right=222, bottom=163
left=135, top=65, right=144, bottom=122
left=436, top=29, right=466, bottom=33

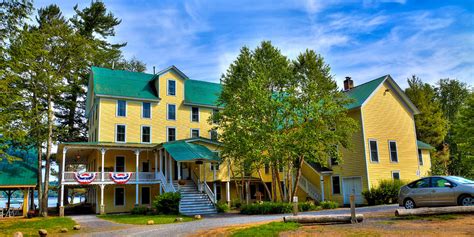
left=343, top=177, right=363, bottom=205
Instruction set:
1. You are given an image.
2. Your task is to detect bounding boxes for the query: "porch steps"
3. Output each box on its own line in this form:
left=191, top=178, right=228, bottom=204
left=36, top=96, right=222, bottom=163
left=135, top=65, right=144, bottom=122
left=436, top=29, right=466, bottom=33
left=173, top=181, right=217, bottom=216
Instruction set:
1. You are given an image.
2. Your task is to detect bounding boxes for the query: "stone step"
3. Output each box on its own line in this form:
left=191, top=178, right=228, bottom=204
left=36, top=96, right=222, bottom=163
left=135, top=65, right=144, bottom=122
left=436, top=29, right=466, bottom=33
left=180, top=210, right=217, bottom=216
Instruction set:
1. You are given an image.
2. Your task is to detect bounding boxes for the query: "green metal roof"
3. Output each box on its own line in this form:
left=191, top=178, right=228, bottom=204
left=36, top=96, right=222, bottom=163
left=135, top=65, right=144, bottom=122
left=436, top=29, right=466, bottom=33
left=344, top=75, right=387, bottom=109
left=163, top=140, right=220, bottom=162
left=0, top=146, right=38, bottom=187
left=417, top=140, right=435, bottom=150
left=184, top=80, right=222, bottom=107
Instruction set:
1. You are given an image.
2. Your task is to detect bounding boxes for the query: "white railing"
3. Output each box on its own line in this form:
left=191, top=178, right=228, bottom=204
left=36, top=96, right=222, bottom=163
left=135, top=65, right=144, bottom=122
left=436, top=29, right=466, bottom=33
left=63, top=171, right=161, bottom=184
left=298, top=174, right=322, bottom=201
left=191, top=169, right=216, bottom=204
left=203, top=182, right=217, bottom=204
left=138, top=172, right=155, bottom=181
left=191, top=170, right=202, bottom=192
left=156, top=171, right=176, bottom=193
left=63, top=172, right=102, bottom=183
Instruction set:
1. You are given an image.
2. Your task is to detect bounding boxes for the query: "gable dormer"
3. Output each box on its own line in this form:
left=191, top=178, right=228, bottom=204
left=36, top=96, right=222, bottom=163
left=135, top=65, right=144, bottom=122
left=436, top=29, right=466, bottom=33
left=152, top=65, right=189, bottom=99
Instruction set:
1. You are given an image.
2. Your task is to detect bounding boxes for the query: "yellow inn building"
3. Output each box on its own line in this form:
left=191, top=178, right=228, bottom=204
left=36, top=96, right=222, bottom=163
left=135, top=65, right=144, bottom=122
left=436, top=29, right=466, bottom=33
left=57, top=66, right=433, bottom=216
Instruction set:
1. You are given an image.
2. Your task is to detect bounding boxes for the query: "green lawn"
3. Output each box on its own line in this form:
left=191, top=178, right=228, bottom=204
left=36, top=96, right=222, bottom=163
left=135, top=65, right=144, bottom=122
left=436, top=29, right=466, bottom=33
left=231, top=222, right=300, bottom=237
left=98, top=214, right=194, bottom=225
left=0, top=217, right=77, bottom=236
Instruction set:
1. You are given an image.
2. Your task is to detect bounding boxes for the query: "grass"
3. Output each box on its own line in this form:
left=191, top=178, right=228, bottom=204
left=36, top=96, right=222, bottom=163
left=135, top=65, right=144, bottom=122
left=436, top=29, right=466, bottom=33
left=231, top=222, right=300, bottom=237
left=98, top=214, right=194, bottom=225
left=0, top=217, right=77, bottom=236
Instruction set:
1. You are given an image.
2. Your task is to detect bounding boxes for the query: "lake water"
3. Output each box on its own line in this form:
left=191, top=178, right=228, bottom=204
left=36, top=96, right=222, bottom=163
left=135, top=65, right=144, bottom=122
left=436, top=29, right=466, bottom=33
left=0, top=197, right=82, bottom=208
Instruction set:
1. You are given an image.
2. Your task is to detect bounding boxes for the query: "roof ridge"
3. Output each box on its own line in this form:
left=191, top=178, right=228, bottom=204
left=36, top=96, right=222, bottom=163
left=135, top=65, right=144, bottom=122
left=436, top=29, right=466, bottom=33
left=91, top=66, right=154, bottom=77
left=348, top=75, right=388, bottom=90
left=187, top=79, right=221, bottom=85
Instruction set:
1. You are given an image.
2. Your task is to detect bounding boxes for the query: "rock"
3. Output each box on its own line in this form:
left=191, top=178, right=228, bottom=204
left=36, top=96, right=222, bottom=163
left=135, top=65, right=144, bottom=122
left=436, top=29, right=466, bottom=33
left=147, top=220, right=154, bottom=225
left=12, top=232, right=23, bottom=237
left=60, top=228, right=68, bottom=233
left=38, top=229, right=47, bottom=237
left=73, top=225, right=81, bottom=230
left=174, top=217, right=183, bottom=222
left=194, top=215, right=202, bottom=220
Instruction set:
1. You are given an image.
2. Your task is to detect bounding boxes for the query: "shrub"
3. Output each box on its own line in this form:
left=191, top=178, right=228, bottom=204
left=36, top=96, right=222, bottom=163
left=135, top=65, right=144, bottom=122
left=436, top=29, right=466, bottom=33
left=131, top=206, right=151, bottom=215
left=320, top=201, right=338, bottom=209
left=298, top=201, right=320, bottom=212
left=240, top=202, right=292, bottom=215
left=153, top=192, right=181, bottom=214
left=216, top=201, right=230, bottom=213
left=362, top=179, right=406, bottom=205
left=231, top=199, right=242, bottom=209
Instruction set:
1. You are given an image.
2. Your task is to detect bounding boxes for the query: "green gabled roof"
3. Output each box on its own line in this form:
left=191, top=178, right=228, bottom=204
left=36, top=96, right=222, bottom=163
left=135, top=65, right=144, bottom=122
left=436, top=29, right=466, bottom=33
left=0, top=146, right=38, bottom=187
left=417, top=140, right=435, bottom=150
left=344, top=75, right=387, bottom=109
left=91, top=66, right=158, bottom=100
left=184, top=79, right=222, bottom=107
left=163, top=140, right=220, bottom=162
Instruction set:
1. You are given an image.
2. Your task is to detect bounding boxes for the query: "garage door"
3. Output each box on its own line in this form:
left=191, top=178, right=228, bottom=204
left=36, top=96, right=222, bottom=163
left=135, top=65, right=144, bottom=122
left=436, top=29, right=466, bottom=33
left=342, top=177, right=363, bottom=205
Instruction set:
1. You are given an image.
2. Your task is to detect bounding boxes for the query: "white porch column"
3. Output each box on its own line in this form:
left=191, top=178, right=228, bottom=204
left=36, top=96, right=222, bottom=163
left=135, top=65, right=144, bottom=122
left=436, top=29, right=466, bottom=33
left=135, top=149, right=140, bottom=205
left=199, top=164, right=202, bottom=192
left=227, top=160, right=231, bottom=204
left=320, top=176, right=325, bottom=201
left=159, top=149, right=163, bottom=173
left=60, top=147, right=67, bottom=217
left=100, top=184, right=105, bottom=215
left=168, top=153, right=172, bottom=184
left=177, top=162, right=181, bottom=180
left=154, top=151, right=158, bottom=179
left=213, top=164, right=217, bottom=203
left=101, top=148, right=106, bottom=181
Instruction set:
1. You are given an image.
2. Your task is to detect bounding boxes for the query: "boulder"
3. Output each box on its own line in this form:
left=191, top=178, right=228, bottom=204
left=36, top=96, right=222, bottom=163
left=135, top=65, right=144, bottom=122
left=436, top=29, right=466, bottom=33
left=73, top=225, right=81, bottom=230
left=60, top=228, right=68, bottom=233
left=12, top=232, right=23, bottom=237
left=194, top=215, right=202, bottom=220
left=147, top=220, right=154, bottom=225
left=174, top=217, right=183, bottom=222
left=38, top=229, right=47, bottom=237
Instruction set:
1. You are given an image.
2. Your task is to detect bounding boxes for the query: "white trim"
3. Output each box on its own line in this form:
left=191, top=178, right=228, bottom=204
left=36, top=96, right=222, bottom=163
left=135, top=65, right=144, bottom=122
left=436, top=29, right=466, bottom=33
left=96, top=94, right=160, bottom=102
left=97, top=98, right=101, bottom=142
left=115, top=155, right=126, bottom=172
left=418, top=149, right=424, bottom=166
left=167, top=79, right=176, bottom=96
left=360, top=76, right=388, bottom=108
left=114, top=186, right=126, bottom=207
left=360, top=109, right=371, bottom=190
left=190, top=128, right=200, bottom=138
left=368, top=139, right=379, bottom=163
left=116, top=100, right=127, bottom=117
left=388, top=140, right=399, bottom=163
left=140, top=125, right=152, bottom=144
left=190, top=106, right=200, bottom=122
left=183, top=102, right=220, bottom=109
left=140, top=186, right=151, bottom=205
left=167, top=103, right=177, bottom=121
left=115, top=124, right=127, bottom=143
left=331, top=175, right=341, bottom=195
left=141, top=102, right=152, bottom=119
left=166, top=126, right=177, bottom=142
left=391, top=170, right=401, bottom=180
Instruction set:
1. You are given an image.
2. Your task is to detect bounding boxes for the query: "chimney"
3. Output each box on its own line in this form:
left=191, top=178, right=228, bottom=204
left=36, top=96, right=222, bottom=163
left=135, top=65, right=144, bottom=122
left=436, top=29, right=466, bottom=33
left=153, top=66, right=156, bottom=74
left=344, top=76, right=354, bottom=91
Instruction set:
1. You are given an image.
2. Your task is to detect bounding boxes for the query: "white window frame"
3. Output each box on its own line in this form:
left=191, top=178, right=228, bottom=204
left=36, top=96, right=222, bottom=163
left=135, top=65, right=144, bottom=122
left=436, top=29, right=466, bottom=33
left=141, top=102, right=152, bottom=119
left=392, top=170, right=401, bottom=180
left=167, top=79, right=176, bottom=96
left=388, top=140, right=398, bottom=163
left=114, top=155, right=126, bottom=172
left=167, top=104, right=177, bottom=121
left=115, top=124, right=127, bottom=143
left=331, top=175, right=341, bottom=195
left=191, top=106, right=200, bottom=122
left=114, top=186, right=126, bottom=206
left=167, top=126, right=177, bottom=142
left=190, top=128, right=200, bottom=138
left=368, top=139, right=379, bottom=163
left=116, top=100, right=127, bottom=117
left=211, top=163, right=220, bottom=171
left=140, top=186, right=151, bottom=205
left=209, top=129, right=218, bottom=141
left=418, top=149, right=423, bottom=166
left=141, top=125, right=152, bottom=144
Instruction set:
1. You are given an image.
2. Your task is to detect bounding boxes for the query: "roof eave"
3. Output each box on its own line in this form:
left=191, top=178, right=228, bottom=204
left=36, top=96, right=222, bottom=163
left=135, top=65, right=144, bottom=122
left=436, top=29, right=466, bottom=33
left=95, top=94, right=161, bottom=102
left=155, top=65, right=189, bottom=80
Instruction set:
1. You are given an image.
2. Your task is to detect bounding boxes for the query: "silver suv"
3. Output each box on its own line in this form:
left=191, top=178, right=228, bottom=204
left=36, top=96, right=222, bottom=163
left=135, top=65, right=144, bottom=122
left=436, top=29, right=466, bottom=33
left=399, top=176, right=474, bottom=209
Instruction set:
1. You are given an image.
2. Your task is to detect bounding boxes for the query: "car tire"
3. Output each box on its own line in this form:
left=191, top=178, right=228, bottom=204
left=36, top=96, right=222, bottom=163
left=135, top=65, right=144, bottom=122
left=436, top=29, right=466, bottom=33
left=404, top=198, right=415, bottom=209
left=459, top=195, right=472, bottom=206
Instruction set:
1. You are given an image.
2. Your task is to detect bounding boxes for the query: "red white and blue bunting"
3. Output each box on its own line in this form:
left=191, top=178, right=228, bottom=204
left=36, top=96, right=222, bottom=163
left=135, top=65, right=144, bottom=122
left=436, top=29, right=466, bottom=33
left=74, top=172, right=97, bottom=184
left=110, top=172, right=133, bottom=184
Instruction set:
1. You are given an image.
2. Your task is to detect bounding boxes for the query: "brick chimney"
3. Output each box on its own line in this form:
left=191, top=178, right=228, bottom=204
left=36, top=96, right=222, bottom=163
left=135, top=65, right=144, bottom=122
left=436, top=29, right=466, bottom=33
left=343, top=76, right=354, bottom=91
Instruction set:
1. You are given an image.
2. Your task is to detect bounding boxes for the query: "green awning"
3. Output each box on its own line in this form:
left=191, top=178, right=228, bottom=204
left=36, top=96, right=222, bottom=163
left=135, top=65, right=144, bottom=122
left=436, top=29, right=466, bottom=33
left=0, top=145, right=38, bottom=187
left=417, top=140, right=435, bottom=150
left=163, top=141, right=220, bottom=162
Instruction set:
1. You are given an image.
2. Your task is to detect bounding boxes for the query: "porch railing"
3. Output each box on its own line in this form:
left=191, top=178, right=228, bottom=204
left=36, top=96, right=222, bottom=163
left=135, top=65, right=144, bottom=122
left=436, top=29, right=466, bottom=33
left=203, top=182, right=217, bottom=204
left=63, top=172, right=102, bottom=183
left=297, top=174, right=322, bottom=201
left=63, top=171, right=161, bottom=184
left=156, top=171, right=176, bottom=193
left=191, top=169, right=216, bottom=204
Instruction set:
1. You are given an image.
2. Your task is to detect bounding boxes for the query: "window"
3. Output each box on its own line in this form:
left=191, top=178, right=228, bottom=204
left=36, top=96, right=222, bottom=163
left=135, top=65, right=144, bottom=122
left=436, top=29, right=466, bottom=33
left=142, top=161, right=149, bottom=172
left=167, top=80, right=176, bottom=96
left=211, top=163, right=220, bottom=171
left=212, top=109, right=219, bottom=124
left=330, top=157, right=339, bottom=166
left=264, top=163, right=270, bottom=174
left=117, top=100, right=126, bottom=117
left=332, top=176, right=341, bottom=194
left=191, top=107, right=199, bottom=122
left=418, top=149, right=423, bottom=165
left=115, top=156, right=125, bottom=172
left=115, top=187, right=125, bottom=206
left=167, top=104, right=176, bottom=120
left=369, top=140, right=379, bottom=162
left=392, top=171, right=400, bottom=180
left=116, top=125, right=126, bottom=142
left=431, top=177, right=452, bottom=188
left=191, top=129, right=200, bottom=138
left=167, top=127, right=176, bottom=141
left=141, top=187, right=150, bottom=205
left=142, top=102, right=151, bottom=118
left=389, top=141, right=398, bottom=162
left=408, top=178, right=430, bottom=188
left=141, top=126, right=151, bottom=143
left=210, top=129, right=218, bottom=141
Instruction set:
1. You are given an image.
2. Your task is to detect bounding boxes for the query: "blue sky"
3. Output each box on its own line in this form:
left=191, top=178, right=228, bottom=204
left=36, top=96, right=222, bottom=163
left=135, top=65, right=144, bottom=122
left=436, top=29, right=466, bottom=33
left=36, top=0, right=473, bottom=88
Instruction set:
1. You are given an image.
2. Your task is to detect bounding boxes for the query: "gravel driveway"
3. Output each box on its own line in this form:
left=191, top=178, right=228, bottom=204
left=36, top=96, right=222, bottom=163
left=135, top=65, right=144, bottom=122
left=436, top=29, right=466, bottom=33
left=71, top=204, right=398, bottom=237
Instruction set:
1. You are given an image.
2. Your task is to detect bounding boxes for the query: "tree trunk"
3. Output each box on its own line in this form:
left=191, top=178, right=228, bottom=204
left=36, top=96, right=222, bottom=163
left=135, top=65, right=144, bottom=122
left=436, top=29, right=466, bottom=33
left=290, top=156, right=304, bottom=200
left=395, top=206, right=474, bottom=217
left=284, top=214, right=364, bottom=223
left=40, top=95, right=53, bottom=217
left=230, top=166, right=242, bottom=201
left=274, top=165, right=284, bottom=201
left=245, top=180, right=250, bottom=204
left=286, top=162, right=292, bottom=203
left=257, top=169, right=272, bottom=201
left=271, top=167, right=277, bottom=202
left=37, top=145, right=43, bottom=213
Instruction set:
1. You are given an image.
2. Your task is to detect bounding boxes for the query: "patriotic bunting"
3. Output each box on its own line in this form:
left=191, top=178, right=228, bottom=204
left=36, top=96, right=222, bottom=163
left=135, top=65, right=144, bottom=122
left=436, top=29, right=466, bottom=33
left=74, top=172, right=97, bottom=184
left=110, top=172, right=133, bottom=184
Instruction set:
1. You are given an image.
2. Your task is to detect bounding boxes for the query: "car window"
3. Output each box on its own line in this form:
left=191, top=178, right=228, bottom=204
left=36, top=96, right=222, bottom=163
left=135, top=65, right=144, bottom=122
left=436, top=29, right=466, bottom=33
left=409, top=178, right=430, bottom=188
left=448, top=176, right=474, bottom=184
left=431, top=177, right=451, bottom=188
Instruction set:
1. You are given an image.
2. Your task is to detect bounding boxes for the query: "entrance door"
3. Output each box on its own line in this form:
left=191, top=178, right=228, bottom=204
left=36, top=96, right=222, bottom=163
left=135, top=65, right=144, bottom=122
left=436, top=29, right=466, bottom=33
left=141, top=187, right=150, bottom=205
left=343, top=177, right=363, bottom=205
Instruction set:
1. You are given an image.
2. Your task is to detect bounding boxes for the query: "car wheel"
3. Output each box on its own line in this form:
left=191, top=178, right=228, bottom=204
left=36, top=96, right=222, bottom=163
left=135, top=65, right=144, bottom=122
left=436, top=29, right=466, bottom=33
left=404, top=199, right=415, bottom=209
left=459, top=195, right=473, bottom=206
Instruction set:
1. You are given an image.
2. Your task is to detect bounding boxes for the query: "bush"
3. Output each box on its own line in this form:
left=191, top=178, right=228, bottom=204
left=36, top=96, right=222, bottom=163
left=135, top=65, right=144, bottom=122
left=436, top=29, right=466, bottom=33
left=216, top=201, right=230, bottom=213
left=298, top=201, right=320, bottom=212
left=153, top=192, right=181, bottom=214
left=232, top=199, right=242, bottom=209
left=240, top=202, right=292, bottom=215
left=320, top=201, right=338, bottom=209
left=131, top=206, right=151, bottom=215
left=362, top=179, right=406, bottom=205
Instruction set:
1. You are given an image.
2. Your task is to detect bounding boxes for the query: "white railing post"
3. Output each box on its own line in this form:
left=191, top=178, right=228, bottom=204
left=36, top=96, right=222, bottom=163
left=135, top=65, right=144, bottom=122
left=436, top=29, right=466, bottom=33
left=135, top=149, right=140, bottom=205
left=213, top=164, right=217, bottom=203
left=154, top=151, right=158, bottom=180
left=100, top=184, right=105, bottom=215
left=60, top=147, right=67, bottom=217
left=320, top=176, right=325, bottom=201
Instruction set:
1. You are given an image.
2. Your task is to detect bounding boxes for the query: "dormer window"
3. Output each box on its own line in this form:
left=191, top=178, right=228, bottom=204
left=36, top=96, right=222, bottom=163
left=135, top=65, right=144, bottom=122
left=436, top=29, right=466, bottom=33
left=168, top=80, right=176, bottom=96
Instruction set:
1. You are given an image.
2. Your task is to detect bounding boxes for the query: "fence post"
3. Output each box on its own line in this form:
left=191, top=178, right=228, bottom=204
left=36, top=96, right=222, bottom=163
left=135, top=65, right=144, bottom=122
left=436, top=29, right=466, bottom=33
left=350, top=194, right=357, bottom=223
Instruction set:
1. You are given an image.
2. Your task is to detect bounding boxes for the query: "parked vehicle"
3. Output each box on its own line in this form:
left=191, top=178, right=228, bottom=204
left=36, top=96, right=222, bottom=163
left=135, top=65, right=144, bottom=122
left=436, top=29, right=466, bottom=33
left=399, top=176, right=474, bottom=209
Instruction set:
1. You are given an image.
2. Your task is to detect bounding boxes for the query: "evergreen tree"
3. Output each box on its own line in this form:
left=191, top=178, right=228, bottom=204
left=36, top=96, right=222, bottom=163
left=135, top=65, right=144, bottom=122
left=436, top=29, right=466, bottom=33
left=451, top=92, right=474, bottom=179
